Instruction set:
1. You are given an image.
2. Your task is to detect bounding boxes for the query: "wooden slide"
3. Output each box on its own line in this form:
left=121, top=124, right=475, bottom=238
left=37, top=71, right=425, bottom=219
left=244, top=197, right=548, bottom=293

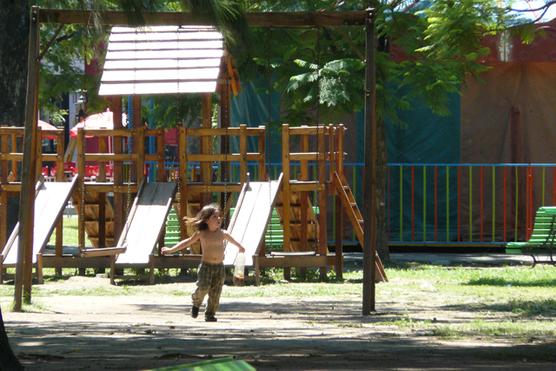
left=224, top=174, right=283, bottom=266
left=114, top=182, right=177, bottom=265
left=1, top=177, right=78, bottom=265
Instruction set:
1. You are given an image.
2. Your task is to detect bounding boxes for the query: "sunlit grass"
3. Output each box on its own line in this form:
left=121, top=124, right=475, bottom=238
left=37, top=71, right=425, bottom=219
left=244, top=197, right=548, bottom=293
left=2, top=247, right=556, bottom=343
left=47, top=215, right=92, bottom=247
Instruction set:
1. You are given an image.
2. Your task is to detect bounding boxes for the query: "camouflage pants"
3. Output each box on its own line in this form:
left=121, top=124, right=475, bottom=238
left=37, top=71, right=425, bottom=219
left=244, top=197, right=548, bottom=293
left=191, top=262, right=226, bottom=316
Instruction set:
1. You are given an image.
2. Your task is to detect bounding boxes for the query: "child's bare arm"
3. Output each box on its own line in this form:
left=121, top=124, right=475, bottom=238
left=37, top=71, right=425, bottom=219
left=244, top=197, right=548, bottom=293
left=161, top=231, right=200, bottom=255
left=223, top=231, right=246, bottom=253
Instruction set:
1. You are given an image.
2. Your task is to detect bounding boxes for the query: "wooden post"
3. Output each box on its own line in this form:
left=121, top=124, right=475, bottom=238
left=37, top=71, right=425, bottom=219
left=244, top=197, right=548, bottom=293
left=35, top=127, right=42, bottom=180
left=300, top=132, right=309, bottom=252
left=335, top=124, right=345, bottom=280
left=362, top=8, right=377, bottom=315
left=136, top=126, right=145, bottom=186
left=317, top=126, right=327, bottom=279
left=156, top=130, right=165, bottom=181
left=179, top=127, right=187, bottom=239
left=282, top=124, right=291, bottom=280
left=257, top=126, right=266, bottom=180
left=15, top=6, right=40, bottom=310
left=201, top=94, right=212, bottom=206
left=220, top=64, right=230, bottom=203
left=77, top=129, right=85, bottom=250
left=55, top=130, right=65, bottom=275
left=10, top=134, right=17, bottom=178
left=110, top=97, right=124, bottom=243
left=282, top=124, right=291, bottom=251
left=239, top=124, right=247, bottom=183
left=98, top=132, right=107, bottom=249
left=131, top=95, right=142, bottom=182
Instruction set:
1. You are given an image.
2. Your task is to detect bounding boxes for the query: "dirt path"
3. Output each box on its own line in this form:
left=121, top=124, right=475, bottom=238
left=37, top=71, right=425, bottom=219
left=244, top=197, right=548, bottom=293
left=3, top=275, right=556, bottom=370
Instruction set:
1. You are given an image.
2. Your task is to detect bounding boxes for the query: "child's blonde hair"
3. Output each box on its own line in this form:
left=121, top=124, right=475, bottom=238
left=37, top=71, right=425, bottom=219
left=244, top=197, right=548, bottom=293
left=188, top=203, right=221, bottom=231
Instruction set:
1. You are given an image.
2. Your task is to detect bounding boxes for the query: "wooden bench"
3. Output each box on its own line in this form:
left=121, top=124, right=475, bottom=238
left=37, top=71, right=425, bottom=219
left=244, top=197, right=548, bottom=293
left=506, top=207, right=556, bottom=266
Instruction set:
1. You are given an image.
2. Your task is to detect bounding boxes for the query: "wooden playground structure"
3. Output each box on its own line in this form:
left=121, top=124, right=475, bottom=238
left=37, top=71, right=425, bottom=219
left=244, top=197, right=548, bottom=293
left=4, top=8, right=383, bottom=316
left=0, top=117, right=386, bottom=284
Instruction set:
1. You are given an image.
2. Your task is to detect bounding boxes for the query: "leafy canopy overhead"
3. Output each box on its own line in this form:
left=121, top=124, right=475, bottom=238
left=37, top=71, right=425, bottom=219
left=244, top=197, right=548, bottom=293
left=34, top=0, right=519, bottom=126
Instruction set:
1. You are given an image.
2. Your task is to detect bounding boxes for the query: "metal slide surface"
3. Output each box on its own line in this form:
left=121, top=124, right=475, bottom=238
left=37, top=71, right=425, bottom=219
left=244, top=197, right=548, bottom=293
left=2, top=177, right=78, bottom=265
left=224, top=176, right=282, bottom=266
left=115, top=182, right=176, bottom=265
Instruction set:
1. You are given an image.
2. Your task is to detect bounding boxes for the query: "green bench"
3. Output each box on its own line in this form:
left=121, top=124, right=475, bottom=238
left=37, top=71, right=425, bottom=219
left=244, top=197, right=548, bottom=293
left=506, top=206, right=556, bottom=266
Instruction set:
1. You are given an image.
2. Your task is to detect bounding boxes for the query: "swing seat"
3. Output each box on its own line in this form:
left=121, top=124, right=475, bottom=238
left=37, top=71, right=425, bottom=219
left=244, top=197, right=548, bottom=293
left=80, top=244, right=127, bottom=258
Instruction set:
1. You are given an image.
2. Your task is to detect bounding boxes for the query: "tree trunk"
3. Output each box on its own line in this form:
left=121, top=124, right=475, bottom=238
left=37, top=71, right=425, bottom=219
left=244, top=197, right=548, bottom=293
left=0, top=1, right=29, bottom=125
left=0, top=308, right=22, bottom=370
left=0, top=1, right=29, bottom=368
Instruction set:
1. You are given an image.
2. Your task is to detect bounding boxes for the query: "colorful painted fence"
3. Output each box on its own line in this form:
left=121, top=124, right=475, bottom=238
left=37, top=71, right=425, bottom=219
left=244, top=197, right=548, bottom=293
left=148, top=161, right=556, bottom=248
left=387, top=163, right=556, bottom=246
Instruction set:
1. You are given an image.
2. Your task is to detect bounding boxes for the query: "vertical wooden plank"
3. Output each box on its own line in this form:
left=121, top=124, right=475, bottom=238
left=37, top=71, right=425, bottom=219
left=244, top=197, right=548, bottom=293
left=219, top=65, right=230, bottom=196
left=109, top=97, right=124, bottom=243
left=11, top=133, right=18, bottom=178
left=77, top=129, right=85, bottom=250
left=55, top=130, right=65, bottom=275
left=317, top=128, right=327, bottom=256
left=337, top=124, right=345, bottom=175
left=136, top=126, right=145, bottom=186
left=16, top=6, right=40, bottom=309
left=335, top=124, right=344, bottom=280
left=258, top=126, right=266, bottom=180
left=157, top=130, right=165, bottom=182
left=328, top=125, right=336, bottom=181
left=179, top=127, right=187, bottom=239
left=98, top=132, right=107, bottom=249
left=201, top=94, right=212, bottom=206
left=35, top=127, right=42, bottom=180
left=130, top=95, right=142, bottom=183
left=299, top=132, right=309, bottom=252
left=239, top=124, right=247, bottom=183
left=282, top=124, right=291, bottom=253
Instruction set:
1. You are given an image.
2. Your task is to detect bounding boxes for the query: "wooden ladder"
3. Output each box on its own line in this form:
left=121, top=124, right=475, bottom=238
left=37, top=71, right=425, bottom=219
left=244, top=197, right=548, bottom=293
left=333, top=171, right=387, bottom=282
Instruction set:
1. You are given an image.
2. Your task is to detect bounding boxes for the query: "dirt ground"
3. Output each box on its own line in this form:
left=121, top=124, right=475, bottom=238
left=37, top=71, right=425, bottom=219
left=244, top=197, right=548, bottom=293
left=3, top=257, right=556, bottom=370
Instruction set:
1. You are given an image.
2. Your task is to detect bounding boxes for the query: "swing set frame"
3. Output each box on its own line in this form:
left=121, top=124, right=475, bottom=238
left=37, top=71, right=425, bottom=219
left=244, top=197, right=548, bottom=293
left=14, top=6, right=379, bottom=315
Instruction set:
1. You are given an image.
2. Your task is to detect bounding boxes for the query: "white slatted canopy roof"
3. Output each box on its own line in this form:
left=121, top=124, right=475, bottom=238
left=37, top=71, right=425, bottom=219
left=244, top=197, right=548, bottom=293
left=99, top=25, right=225, bottom=96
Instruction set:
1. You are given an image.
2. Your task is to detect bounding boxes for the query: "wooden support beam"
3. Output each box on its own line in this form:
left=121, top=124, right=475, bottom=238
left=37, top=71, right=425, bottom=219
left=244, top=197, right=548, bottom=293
left=38, top=9, right=367, bottom=27
left=15, top=6, right=40, bottom=310
left=282, top=124, right=291, bottom=252
left=362, top=8, right=377, bottom=315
